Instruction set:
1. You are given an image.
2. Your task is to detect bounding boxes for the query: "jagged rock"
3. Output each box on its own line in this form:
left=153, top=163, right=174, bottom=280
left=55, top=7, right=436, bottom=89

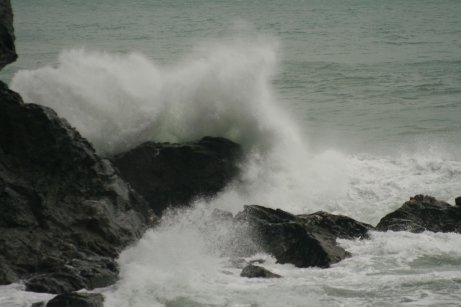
left=0, top=0, right=17, bottom=71
left=46, top=292, right=104, bottom=307
left=0, top=82, right=157, bottom=293
left=240, top=264, right=282, bottom=279
left=228, top=205, right=373, bottom=268
left=109, top=137, right=243, bottom=216
left=376, top=195, right=461, bottom=233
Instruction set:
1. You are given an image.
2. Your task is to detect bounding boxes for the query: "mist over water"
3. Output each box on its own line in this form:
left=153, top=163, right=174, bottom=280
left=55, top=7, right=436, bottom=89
left=3, top=0, right=461, bottom=306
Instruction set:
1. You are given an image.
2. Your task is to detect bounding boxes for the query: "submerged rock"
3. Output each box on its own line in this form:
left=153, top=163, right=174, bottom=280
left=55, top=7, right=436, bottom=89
left=0, top=82, right=156, bottom=292
left=46, top=292, right=104, bottom=307
left=240, top=264, right=282, bottom=279
left=376, top=194, right=461, bottom=233
left=215, top=205, right=373, bottom=268
left=109, top=137, right=243, bottom=216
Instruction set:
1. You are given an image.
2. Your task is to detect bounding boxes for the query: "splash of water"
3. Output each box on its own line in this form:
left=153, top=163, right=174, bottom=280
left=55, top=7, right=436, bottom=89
left=10, top=39, right=353, bottom=214
left=11, top=40, right=287, bottom=155
left=10, top=39, right=461, bottom=219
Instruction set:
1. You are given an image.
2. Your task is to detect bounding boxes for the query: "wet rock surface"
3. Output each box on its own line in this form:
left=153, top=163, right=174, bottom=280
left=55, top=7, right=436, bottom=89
left=209, top=205, right=373, bottom=268
left=109, top=137, right=243, bottom=216
left=0, top=82, right=156, bottom=293
left=240, top=264, right=282, bottom=279
left=46, top=292, right=104, bottom=307
left=376, top=194, right=461, bottom=233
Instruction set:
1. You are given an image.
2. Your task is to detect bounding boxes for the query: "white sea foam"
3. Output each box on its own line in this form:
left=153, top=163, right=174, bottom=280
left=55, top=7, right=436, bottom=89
left=101, top=210, right=461, bottom=306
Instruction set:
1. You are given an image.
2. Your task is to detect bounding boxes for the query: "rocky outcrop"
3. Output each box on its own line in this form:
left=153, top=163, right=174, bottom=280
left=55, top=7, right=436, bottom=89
left=376, top=195, right=461, bottom=233
left=0, top=0, right=17, bottom=71
left=109, top=137, right=243, bottom=216
left=0, top=82, right=156, bottom=293
left=207, top=205, right=373, bottom=269
left=46, top=292, right=104, bottom=307
left=240, top=264, right=282, bottom=278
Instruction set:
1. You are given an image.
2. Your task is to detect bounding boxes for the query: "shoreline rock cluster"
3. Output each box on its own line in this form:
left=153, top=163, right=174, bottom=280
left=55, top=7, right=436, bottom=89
left=201, top=195, right=461, bottom=279
left=1, top=1, right=461, bottom=306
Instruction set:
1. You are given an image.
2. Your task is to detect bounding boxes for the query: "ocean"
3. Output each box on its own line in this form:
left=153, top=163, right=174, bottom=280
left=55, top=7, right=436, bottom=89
left=1, top=0, right=461, bottom=306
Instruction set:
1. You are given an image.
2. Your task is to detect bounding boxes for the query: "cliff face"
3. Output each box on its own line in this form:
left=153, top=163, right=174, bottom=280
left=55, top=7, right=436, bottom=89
left=0, top=81, right=157, bottom=293
left=0, top=0, right=17, bottom=71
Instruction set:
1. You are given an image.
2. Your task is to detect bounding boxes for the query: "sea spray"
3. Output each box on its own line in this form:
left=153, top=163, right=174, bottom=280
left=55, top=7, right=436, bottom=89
left=102, top=206, right=461, bottom=306
left=11, top=40, right=285, bottom=155
left=10, top=39, right=353, bottom=215
left=103, top=205, right=321, bottom=307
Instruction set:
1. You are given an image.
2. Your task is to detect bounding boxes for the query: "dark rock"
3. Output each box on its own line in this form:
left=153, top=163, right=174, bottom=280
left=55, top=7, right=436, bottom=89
left=0, top=81, right=157, bottom=292
left=276, top=232, right=350, bottom=268
left=0, top=0, right=17, bottom=71
left=455, top=196, right=461, bottom=207
left=46, top=293, right=104, bottom=307
left=240, top=264, right=282, bottom=278
left=227, top=205, right=373, bottom=268
left=296, top=211, right=373, bottom=240
left=31, top=302, right=46, bottom=307
left=109, top=137, right=243, bottom=216
left=376, top=195, right=461, bottom=233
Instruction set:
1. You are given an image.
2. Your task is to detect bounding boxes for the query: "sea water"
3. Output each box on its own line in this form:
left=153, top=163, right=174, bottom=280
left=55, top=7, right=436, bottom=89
left=1, top=0, right=461, bottom=306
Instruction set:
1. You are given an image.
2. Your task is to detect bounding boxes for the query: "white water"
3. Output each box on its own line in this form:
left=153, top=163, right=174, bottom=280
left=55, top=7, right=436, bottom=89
left=11, top=39, right=285, bottom=155
left=102, top=228, right=461, bottom=307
